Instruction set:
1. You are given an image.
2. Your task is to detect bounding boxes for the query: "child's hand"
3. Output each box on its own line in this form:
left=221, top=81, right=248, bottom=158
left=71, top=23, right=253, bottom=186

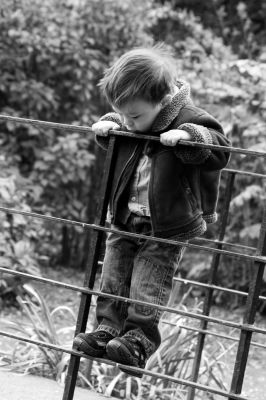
left=160, top=129, right=192, bottom=146
left=91, top=121, right=120, bottom=136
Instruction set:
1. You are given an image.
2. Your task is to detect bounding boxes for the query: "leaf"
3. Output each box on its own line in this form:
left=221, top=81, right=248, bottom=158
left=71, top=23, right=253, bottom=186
left=50, top=306, right=76, bottom=322
left=240, top=224, right=260, bottom=239
left=0, top=256, right=12, bottom=268
left=13, top=241, right=32, bottom=258
left=231, top=185, right=263, bottom=208
left=12, top=214, right=27, bottom=226
left=104, top=371, right=124, bottom=396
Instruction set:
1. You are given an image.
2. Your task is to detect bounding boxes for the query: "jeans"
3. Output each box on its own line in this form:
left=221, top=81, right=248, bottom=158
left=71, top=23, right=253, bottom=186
left=96, top=213, right=185, bottom=358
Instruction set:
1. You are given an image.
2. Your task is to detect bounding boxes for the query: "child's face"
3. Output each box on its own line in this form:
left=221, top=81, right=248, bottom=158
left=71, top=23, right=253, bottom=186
left=113, top=99, right=164, bottom=133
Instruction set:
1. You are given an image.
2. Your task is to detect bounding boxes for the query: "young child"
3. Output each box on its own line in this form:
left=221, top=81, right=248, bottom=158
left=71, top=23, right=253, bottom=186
left=74, top=45, right=231, bottom=376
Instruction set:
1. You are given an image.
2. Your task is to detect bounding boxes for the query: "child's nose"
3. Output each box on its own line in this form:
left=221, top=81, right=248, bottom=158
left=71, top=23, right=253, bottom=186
left=123, top=116, right=133, bottom=127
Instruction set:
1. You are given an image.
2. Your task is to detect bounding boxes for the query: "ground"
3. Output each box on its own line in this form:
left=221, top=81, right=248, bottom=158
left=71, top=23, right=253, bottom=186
left=1, top=265, right=266, bottom=399
left=0, top=369, right=116, bottom=400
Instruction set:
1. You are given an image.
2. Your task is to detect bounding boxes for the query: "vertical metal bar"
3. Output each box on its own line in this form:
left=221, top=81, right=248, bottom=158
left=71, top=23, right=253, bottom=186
left=62, top=136, right=117, bottom=400
left=187, top=171, right=236, bottom=400
left=229, top=198, right=266, bottom=398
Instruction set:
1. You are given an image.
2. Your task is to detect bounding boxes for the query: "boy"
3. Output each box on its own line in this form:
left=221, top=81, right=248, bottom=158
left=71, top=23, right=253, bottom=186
left=74, top=46, right=230, bottom=376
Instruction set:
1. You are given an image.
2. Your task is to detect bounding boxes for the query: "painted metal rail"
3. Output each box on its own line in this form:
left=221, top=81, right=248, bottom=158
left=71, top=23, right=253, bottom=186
left=0, top=114, right=265, bottom=400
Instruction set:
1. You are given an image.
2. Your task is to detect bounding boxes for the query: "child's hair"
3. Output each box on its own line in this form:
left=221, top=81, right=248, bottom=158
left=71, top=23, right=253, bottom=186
left=99, top=44, right=177, bottom=107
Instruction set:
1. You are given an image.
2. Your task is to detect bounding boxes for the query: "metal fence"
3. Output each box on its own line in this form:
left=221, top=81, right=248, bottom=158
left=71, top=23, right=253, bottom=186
left=0, top=114, right=266, bottom=400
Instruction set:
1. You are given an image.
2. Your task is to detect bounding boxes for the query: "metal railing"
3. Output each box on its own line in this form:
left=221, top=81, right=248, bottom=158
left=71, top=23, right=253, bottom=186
left=0, top=114, right=266, bottom=400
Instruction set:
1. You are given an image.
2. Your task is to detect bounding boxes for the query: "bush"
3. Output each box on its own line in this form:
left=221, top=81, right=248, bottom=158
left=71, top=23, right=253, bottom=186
left=0, top=0, right=154, bottom=279
left=0, top=285, right=230, bottom=399
left=0, top=0, right=265, bottom=302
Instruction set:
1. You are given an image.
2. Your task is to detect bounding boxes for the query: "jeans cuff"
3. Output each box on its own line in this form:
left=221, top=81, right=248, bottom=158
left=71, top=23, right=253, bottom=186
left=96, top=324, right=120, bottom=338
left=124, top=328, right=155, bottom=358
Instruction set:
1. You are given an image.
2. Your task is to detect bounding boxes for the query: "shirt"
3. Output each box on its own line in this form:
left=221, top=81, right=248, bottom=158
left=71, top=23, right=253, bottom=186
left=128, top=154, right=151, bottom=216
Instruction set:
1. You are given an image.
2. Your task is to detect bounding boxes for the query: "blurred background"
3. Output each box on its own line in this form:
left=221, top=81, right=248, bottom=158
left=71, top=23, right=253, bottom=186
left=0, top=0, right=266, bottom=309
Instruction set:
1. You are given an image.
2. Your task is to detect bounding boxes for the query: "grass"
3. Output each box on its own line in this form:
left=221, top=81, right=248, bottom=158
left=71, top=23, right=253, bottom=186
left=1, top=266, right=266, bottom=399
left=0, top=273, right=235, bottom=400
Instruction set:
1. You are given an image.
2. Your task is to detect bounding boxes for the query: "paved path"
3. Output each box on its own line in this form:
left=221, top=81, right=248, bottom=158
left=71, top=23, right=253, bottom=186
left=0, top=369, right=115, bottom=400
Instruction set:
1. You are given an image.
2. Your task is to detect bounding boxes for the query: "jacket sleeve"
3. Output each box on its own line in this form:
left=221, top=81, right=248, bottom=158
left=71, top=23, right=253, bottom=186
left=95, top=112, right=123, bottom=150
left=174, top=114, right=231, bottom=170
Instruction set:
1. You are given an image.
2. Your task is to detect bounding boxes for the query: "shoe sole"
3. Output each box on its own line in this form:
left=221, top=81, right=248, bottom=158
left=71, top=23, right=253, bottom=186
left=106, top=340, right=143, bottom=378
left=73, top=335, right=105, bottom=358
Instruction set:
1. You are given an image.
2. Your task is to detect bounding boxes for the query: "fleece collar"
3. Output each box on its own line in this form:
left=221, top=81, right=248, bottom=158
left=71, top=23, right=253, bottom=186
left=151, top=80, right=191, bottom=133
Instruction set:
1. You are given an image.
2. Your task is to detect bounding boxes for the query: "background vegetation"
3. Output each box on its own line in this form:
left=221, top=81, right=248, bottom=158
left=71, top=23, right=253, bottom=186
left=0, top=0, right=266, bottom=306
left=1, top=1, right=266, bottom=398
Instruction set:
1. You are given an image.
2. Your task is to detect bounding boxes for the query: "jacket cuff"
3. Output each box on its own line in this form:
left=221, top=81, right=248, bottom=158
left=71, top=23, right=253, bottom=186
left=95, top=113, right=122, bottom=150
left=203, top=212, right=218, bottom=224
left=99, top=112, right=122, bottom=127
left=175, top=123, right=212, bottom=164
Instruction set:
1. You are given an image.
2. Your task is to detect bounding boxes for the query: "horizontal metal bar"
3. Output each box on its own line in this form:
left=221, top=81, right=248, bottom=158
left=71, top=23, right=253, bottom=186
left=178, top=324, right=266, bottom=350
left=224, top=168, right=266, bottom=179
left=174, top=277, right=266, bottom=302
left=191, top=237, right=256, bottom=253
left=0, top=330, right=248, bottom=399
left=1, top=267, right=266, bottom=335
left=0, top=114, right=92, bottom=134
left=167, top=318, right=266, bottom=350
left=3, top=204, right=257, bottom=256
left=0, top=114, right=265, bottom=158
left=0, top=206, right=266, bottom=264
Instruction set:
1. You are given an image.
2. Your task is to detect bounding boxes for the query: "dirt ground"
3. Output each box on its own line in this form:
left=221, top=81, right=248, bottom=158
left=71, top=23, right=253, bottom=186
left=0, top=369, right=116, bottom=400
left=1, top=266, right=266, bottom=400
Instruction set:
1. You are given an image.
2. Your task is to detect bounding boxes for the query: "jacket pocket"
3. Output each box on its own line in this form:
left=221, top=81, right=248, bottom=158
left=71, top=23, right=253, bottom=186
left=181, top=176, right=198, bottom=211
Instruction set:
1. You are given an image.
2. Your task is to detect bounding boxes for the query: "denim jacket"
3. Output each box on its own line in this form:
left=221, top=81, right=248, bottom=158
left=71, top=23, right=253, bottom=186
left=96, top=81, right=231, bottom=239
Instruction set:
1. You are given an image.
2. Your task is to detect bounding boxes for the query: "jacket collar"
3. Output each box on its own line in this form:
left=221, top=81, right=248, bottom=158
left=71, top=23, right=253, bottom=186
left=151, top=80, right=191, bottom=133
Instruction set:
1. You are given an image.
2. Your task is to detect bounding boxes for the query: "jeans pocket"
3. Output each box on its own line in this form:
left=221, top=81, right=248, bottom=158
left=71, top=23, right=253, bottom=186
left=132, top=260, right=173, bottom=317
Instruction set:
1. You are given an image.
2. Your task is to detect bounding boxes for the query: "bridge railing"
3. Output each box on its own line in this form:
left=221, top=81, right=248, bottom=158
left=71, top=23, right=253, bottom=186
left=0, top=114, right=266, bottom=400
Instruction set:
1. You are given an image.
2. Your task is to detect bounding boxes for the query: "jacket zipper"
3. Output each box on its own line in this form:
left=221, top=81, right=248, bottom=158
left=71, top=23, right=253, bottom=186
left=111, top=144, right=139, bottom=218
left=148, top=156, right=155, bottom=234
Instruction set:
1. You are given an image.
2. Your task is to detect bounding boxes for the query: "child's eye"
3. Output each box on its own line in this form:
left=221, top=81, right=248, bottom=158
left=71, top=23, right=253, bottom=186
left=132, top=116, right=139, bottom=119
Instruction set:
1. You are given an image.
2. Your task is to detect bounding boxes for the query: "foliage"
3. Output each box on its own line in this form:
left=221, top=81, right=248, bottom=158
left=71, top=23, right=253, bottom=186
left=147, top=2, right=266, bottom=300
left=0, top=4, right=265, bottom=400
left=0, top=150, right=42, bottom=303
left=0, top=285, right=232, bottom=399
left=0, top=0, right=154, bottom=278
left=0, top=283, right=96, bottom=386
left=156, top=0, right=266, bottom=59
left=0, top=0, right=265, bottom=301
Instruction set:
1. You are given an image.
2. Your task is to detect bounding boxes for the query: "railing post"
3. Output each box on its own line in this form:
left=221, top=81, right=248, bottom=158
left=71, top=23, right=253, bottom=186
left=229, top=198, right=266, bottom=398
left=187, top=171, right=236, bottom=400
left=62, top=136, right=117, bottom=400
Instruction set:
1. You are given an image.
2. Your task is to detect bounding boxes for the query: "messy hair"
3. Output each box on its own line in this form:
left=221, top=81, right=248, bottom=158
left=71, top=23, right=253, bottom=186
left=98, top=44, right=177, bottom=107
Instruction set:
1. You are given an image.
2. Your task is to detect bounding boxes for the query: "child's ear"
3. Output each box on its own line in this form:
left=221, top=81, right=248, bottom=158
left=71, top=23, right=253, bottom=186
left=161, top=94, right=172, bottom=107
